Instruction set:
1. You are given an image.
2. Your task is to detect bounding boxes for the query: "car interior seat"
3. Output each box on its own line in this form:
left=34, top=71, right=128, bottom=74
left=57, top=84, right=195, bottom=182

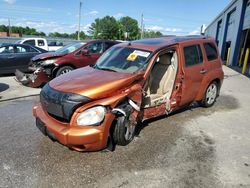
left=143, top=51, right=178, bottom=108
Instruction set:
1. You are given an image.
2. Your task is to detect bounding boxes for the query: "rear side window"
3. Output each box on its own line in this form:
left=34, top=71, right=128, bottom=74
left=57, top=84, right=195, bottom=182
left=23, top=40, right=35, bottom=46
left=204, top=43, right=218, bottom=61
left=184, top=45, right=203, bottom=67
left=38, top=40, right=45, bottom=46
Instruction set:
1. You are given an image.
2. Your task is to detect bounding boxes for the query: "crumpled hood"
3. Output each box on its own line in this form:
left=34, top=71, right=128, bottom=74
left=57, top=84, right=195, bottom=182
left=49, top=66, right=140, bottom=100
left=31, top=52, right=67, bottom=62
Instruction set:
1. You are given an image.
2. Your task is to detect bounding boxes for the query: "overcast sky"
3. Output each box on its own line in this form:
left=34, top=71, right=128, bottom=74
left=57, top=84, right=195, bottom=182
left=0, top=0, right=231, bottom=35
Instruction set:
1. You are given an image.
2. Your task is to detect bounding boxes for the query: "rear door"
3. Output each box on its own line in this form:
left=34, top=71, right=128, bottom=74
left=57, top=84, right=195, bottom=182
left=14, top=45, right=40, bottom=71
left=178, top=42, right=206, bottom=106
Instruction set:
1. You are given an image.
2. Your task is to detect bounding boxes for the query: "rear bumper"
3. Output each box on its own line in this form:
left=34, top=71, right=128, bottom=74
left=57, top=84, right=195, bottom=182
left=15, top=68, right=50, bottom=88
left=33, top=104, right=113, bottom=151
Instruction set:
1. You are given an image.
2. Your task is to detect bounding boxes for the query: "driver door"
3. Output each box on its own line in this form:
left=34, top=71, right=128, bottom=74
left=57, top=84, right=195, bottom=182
left=73, top=42, right=104, bottom=68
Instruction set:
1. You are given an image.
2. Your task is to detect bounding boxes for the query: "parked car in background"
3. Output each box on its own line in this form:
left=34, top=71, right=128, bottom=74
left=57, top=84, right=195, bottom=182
left=0, top=43, right=47, bottom=74
left=33, top=36, right=224, bottom=152
left=15, top=38, right=63, bottom=51
left=15, top=40, right=120, bottom=87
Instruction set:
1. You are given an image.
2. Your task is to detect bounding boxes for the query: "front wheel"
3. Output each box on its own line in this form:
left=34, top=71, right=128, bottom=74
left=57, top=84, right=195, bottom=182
left=113, top=116, right=136, bottom=146
left=55, top=66, right=74, bottom=77
left=201, top=81, right=218, bottom=107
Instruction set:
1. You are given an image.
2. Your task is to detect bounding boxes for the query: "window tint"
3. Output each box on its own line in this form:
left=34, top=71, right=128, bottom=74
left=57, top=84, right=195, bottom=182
left=0, top=46, right=14, bottom=54
left=16, top=45, right=38, bottom=53
left=184, top=45, right=203, bottom=67
left=84, top=42, right=103, bottom=54
left=38, top=40, right=45, bottom=46
left=204, top=43, right=218, bottom=61
left=23, top=40, right=35, bottom=46
left=16, top=46, right=27, bottom=53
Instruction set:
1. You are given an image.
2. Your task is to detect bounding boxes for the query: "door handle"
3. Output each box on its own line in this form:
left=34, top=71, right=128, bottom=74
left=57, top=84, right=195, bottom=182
left=200, top=69, right=207, bottom=74
left=8, top=56, right=15, bottom=59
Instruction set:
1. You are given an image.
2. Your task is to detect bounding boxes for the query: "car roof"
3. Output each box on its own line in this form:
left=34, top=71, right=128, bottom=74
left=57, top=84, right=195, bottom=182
left=80, top=39, right=120, bottom=44
left=116, top=35, right=214, bottom=52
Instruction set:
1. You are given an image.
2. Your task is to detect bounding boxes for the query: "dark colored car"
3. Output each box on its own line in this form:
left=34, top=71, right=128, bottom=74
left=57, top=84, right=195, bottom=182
left=33, top=36, right=224, bottom=152
left=15, top=40, right=120, bottom=87
left=0, top=44, right=47, bottom=74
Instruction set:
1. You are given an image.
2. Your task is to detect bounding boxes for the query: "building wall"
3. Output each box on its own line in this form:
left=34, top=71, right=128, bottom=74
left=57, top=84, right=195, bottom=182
left=205, top=0, right=245, bottom=66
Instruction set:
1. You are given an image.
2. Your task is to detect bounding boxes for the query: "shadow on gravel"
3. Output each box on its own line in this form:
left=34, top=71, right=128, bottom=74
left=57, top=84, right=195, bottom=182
left=0, top=83, right=9, bottom=93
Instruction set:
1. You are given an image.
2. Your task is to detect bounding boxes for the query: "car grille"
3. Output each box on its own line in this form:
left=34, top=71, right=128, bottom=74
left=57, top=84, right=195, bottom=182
left=40, top=84, right=91, bottom=123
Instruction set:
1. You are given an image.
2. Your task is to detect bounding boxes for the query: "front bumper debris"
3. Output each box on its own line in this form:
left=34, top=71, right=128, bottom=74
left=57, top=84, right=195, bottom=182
left=15, top=68, right=50, bottom=88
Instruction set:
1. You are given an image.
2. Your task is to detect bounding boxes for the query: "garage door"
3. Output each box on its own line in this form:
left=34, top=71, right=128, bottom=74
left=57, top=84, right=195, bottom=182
left=243, top=0, right=250, bottom=30
left=226, top=9, right=236, bottom=42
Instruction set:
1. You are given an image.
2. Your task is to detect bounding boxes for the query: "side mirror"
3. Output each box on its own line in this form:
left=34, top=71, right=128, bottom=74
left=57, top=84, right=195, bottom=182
left=81, top=49, right=90, bottom=56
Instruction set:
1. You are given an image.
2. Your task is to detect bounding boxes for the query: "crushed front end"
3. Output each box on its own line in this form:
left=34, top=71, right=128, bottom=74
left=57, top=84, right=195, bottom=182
left=33, top=83, right=117, bottom=151
left=15, top=59, right=56, bottom=88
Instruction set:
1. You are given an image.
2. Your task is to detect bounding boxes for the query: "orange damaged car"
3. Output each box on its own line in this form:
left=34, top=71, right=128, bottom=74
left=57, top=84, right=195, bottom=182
left=33, top=36, right=224, bottom=151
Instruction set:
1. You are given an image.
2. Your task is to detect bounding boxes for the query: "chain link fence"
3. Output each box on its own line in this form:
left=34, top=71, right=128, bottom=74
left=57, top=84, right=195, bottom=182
left=0, top=35, right=80, bottom=46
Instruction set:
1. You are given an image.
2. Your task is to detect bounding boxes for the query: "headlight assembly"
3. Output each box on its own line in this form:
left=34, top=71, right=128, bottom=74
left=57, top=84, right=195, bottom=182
left=41, top=59, right=57, bottom=66
left=77, top=106, right=106, bottom=126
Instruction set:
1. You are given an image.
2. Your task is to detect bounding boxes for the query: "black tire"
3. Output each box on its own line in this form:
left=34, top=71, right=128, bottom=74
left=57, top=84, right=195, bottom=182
left=113, top=116, right=135, bottom=146
left=55, top=66, right=74, bottom=77
left=201, top=81, right=218, bottom=108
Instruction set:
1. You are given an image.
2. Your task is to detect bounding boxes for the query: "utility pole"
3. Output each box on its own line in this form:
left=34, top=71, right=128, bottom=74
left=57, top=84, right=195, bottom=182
left=141, top=13, right=144, bottom=39
left=8, top=18, right=11, bottom=37
left=77, top=1, right=82, bottom=40
left=140, top=13, right=144, bottom=39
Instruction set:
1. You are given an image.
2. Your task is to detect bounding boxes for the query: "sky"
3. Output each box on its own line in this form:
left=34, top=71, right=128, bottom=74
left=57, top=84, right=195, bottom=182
left=0, top=0, right=231, bottom=36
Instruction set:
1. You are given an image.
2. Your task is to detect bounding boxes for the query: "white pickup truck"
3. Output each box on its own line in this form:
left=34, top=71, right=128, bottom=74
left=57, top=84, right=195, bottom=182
left=16, top=38, right=63, bottom=51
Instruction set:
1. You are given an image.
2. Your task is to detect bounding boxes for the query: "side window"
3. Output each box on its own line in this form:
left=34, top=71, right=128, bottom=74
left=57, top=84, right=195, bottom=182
left=23, top=40, right=35, bottom=46
left=84, top=42, right=103, bottom=54
left=0, top=46, right=14, bottom=54
left=16, top=45, right=38, bottom=53
left=16, top=46, right=27, bottom=53
left=38, top=40, right=45, bottom=47
left=183, top=45, right=203, bottom=67
left=204, top=43, right=218, bottom=61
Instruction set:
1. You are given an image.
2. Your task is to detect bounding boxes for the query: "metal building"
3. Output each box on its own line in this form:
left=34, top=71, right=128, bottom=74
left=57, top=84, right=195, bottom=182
left=205, top=0, right=250, bottom=76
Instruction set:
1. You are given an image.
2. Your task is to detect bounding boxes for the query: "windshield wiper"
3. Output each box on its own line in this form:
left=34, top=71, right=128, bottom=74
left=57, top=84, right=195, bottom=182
left=98, top=67, right=117, bottom=72
left=94, top=65, right=117, bottom=72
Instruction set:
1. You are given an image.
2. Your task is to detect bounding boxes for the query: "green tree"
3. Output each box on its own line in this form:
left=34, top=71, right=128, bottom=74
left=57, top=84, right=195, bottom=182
left=0, top=25, right=8, bottom=32
left=89, top=16, right=120, bottom=39
left=119, top=16, right=139, bottom=40
left=144, top=30, right=163, bottom=38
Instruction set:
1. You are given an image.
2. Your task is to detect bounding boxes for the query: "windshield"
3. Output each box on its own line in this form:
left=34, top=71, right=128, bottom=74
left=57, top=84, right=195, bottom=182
left=95, top=46, right=152, bottom=73
left=55, top=42, right=85, bottom=54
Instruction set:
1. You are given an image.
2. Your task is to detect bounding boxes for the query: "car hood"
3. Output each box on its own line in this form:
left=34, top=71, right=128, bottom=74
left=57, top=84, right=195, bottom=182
left=32, top=52, right=67, bottom=61
left=49, top=66, right=141, bottom=100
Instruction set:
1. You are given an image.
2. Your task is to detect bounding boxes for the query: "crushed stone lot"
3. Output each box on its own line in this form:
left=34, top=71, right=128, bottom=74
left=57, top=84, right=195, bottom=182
left=0, top=66, right=250, bottom=188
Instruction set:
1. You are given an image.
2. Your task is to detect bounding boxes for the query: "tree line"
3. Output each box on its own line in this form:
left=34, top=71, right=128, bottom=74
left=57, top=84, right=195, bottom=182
left=0, top=16, right=163, bottom=40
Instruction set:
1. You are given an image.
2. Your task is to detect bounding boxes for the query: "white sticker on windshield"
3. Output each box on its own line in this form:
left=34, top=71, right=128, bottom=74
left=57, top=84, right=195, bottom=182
left=133, top=50, right=150, bottom=58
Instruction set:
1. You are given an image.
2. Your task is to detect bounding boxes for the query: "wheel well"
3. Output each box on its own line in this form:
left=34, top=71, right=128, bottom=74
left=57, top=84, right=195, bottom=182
left=52, top=64, right=76, bottom=77
left=213, top=78, right=221, bottom=87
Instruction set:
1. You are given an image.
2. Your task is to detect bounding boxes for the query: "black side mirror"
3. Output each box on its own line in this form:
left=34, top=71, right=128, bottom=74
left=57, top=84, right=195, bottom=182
left=81, top=49, right=90, bottom=56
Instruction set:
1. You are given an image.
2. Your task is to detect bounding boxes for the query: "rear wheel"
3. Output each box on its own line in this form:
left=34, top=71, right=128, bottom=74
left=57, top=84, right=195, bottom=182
left=113, top=116, right=135, bottom=146
left=55, top=66, right=74, bottom=77
left=201, top=81, right=218, bottom=107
